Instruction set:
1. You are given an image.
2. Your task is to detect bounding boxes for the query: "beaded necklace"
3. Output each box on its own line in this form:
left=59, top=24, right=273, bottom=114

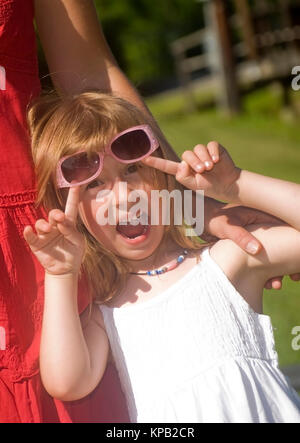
left=129, top=250, right=188, bottom=276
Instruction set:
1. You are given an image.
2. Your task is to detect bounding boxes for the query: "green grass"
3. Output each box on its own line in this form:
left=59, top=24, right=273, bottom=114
left=146, top=85, right=300, bottom=368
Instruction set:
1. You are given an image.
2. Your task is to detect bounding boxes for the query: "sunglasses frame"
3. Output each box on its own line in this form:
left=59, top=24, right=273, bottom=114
left=56, top=124, right=159, bottom=188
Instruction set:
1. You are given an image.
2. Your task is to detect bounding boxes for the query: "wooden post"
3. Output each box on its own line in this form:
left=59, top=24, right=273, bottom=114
left=209, top=0, right=242, bottom=114
left=233, top=0, right=258, bottom=60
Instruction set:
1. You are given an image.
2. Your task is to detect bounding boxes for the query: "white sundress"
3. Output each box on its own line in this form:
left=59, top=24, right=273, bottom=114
left=99, top=246, right=300, bottom=423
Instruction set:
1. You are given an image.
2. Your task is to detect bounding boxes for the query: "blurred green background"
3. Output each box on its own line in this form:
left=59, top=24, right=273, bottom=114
left=93, top=0, right=205, bottom=93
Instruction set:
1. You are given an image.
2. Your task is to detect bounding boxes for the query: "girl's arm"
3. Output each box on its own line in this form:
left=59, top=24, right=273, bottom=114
left=24, top=187, right=108, bottom=400
left=228, top=170, right=300, bottom=232
left=143, top=143, right=300, bottom=286
left=41, top=273, right=108, bottom=401
left=142, top=141, right=300, bottom=230
left=189, top=144, right=300, bottom=283
left=223, top=169, right=300, bottom=284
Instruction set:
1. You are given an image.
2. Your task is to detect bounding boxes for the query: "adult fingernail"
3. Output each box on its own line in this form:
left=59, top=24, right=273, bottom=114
left=246, top=241, right=259, bottom=254
left=272, top=282, right=281, bottom=289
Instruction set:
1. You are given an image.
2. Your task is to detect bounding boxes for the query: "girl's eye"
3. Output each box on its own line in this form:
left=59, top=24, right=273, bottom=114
left=125, top=164, right=139, bottom=175
left=86, top=179, right=105, bottom=190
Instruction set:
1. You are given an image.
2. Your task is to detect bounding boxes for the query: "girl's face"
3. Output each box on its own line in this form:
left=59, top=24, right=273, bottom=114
left=78, top=155, right=165, bottom=262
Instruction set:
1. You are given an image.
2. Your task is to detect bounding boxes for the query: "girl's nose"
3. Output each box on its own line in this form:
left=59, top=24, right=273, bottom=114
left=112, top=178, right=128, bottom=204
left=111, top=177, right=146, bottom=211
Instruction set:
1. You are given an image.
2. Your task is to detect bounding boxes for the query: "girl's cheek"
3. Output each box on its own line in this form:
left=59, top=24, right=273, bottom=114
left=80, top=190, right=111, bottom=218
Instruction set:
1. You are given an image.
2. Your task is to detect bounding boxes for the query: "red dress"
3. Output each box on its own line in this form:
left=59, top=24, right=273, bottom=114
left=0, top=0, right=129, bottom=423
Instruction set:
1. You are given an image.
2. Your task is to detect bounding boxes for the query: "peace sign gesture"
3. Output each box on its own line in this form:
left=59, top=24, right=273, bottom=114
left=142, top=141, right=241, bottom=201
left=23, top=186, right=85, bottom=276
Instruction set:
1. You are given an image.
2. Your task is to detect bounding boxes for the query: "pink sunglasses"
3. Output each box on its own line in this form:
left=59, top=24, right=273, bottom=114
left=56, top=124, right=159, bottom=188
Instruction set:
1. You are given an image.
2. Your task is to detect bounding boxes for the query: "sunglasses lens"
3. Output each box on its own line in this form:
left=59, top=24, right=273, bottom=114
left=111, top=129, right=151, bottom=161
left=61, top=152, right=100, bottom=184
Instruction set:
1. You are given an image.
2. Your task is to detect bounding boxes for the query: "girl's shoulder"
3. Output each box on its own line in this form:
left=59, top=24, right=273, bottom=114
left=209, top=238, right=248, bottom=282
left=208, top=234, right=264, bottom=314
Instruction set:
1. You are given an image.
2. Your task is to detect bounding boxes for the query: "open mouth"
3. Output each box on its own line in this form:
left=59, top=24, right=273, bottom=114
left=116, top=221, right=149, bottom=239
left=115, top=211, right=151, bottom=243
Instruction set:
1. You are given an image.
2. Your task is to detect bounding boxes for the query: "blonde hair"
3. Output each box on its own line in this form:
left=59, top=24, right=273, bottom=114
left=27, top=90, right=208, bottom=304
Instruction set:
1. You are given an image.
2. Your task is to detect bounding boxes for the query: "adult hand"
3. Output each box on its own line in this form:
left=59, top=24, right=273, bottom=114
left=201, top=198, right=300, bottom=290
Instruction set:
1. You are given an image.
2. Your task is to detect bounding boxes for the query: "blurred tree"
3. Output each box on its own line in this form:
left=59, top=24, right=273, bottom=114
left=93, top=0, right=204, bottom=93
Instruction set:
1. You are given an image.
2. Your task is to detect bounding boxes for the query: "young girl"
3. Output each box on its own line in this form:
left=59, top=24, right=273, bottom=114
left=24, top=91, right=300, bottom=423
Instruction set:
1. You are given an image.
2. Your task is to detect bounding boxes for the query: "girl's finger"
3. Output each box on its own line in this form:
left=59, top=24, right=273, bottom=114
left=175, top=160, right=190, bottom=182
left=141, top=155, right=179, bottom=175
left=35, top=219, right=51, bottom=235
left=182, top=150, right=207, bottom=173
left=193, top=145, right=214, bottom=170
left=207, top=141, right=220, bottom=163
left=221, top=223, right=262, bottom=255
left=56, top=218, right=83, bottom=247
left=23, top=225, right=38, bottom=246
left=181, top=151, right=205, bottom=174
left=65, top=186, right=80, bottom=224
left=175, top=161, right=202, bottom=191
left=56, top=218, right=78, bottom=237
left=48, top=209, right=65, bottom=226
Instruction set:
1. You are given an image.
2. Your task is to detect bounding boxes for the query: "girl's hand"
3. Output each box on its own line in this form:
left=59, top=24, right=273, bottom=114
left=23, top=187, right=85, bottom=276
left=142, top=141, right=241, bottom=201
left=143, top=142, right=300, bottom=290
